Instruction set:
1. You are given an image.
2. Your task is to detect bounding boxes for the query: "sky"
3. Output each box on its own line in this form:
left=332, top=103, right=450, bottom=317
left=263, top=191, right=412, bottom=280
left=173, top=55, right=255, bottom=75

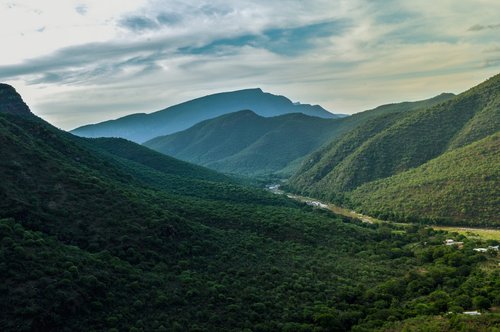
left=1, top=0, right=499, bottom=130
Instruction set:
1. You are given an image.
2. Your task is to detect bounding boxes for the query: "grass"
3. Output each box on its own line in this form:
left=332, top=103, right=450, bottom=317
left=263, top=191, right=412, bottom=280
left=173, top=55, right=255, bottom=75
left=433, top=226, right=500, bottom=241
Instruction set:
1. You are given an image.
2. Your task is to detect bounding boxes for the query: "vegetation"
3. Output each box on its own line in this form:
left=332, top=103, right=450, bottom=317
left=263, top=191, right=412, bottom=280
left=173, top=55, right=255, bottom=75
left=349, top=134, right=500, bottom=226
left=432, top=226, right=500, bottom=242
left=288, top=112, right=404, bottom=198
left=144, top=93, right=454, bottom=179
left=1, top=83, right=499, bottom=331
left=145, top=110, right=340, bottom=177
left=380, top=314, right=500, bottom=332
left=288, top=74, right=500, bottom=226
left=2, top=207, right=499, bottom=331
left=71, top=88, right=338, bottom=143
left=0, top=83, right=32, bottom=115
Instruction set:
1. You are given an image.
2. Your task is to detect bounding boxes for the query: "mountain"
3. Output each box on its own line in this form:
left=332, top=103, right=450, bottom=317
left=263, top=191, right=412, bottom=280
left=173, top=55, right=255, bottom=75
left=349, top=133, right=499, bottom=226
left=144, top=110, right=340, bottom=177
left=288, top=74, right=500, bottom=226
left=71, top=88, right=340, bottom=143
left=325, top=92, right=456, bottom=140
left=3, top=83, right=499, bottom=331
left=0, top=83, right=32, bottom=116
left=144, top=94, right=455, bottom=178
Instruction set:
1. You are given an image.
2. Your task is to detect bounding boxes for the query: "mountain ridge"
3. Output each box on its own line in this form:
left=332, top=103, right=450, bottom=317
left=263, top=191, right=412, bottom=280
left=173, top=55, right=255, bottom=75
left=0, top=84, right=32, bottom=116
left=144, top=93, right=457, bottom=178
left=349, top=133, right=499, bottom=225
left=144, top=109, right=340, bottom=177
left=287, top=73, right=500, bottom=225
left=71, top=88, right=340, bottom=143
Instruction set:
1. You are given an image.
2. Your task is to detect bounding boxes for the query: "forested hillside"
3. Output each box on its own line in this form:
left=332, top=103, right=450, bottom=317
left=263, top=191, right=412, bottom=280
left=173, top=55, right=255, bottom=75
left=2, top=85, right=499, bottom=331
left=350, top=133, right=500, bottom=226
left=144, top=94, right=454, bottom=178
left=288, top=74, right=500, bottom=226
left=144, top=110, right=339, bottom=177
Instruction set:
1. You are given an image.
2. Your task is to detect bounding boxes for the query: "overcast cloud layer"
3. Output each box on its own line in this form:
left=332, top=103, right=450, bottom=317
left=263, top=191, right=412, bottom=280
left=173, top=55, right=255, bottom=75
left=1, top=0, right=499, bottom=129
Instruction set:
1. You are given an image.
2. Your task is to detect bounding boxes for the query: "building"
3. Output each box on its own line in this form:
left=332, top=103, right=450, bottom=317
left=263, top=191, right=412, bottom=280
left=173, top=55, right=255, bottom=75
left=444, top=239, right=464, bottom=247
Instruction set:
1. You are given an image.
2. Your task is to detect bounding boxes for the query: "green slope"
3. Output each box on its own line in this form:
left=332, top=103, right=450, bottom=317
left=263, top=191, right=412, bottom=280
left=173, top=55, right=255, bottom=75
left=145, top=110, right=275, bottom=164
left=326, top=92, right=455, bottom=140
left=71, top=88, right=339, bottom=143
left=288, top=74, right=500, bottom=225
left=1, top=84, right=499, bottom=331
left=350, top=133, right=500, bottom=226
left=145, top=110, right=340, bottom=177
left=0, top=217, right=156, bottom=331
left=144, top=93, right=454, bottom=178
left=87, top=137, right=229, bottom=182
left=289, top=112, right=404, bottom=199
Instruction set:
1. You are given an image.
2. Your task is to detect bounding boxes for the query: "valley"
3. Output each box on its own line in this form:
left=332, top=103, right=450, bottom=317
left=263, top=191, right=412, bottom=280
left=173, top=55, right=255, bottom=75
left=103, top=91, right=455, bottom=179
left=267, top=184, right=500, bottom=240
left=1, top=75, right=499, bottom=331
left=287, top=74, right=500, bottom=227
left=2, top=2, right=500, bottom=331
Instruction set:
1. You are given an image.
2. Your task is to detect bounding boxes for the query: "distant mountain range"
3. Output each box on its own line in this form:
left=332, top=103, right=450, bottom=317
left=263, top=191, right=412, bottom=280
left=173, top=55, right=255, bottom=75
left=71, top=88, right=342, bottom=143
left=145, top=93, right=456, bottom=177
left=288, top=74, right=500, bottom=226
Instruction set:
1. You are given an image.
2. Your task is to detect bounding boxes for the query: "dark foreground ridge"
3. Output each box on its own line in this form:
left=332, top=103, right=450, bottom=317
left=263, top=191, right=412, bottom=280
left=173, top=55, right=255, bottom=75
left=0, top=84, right=32, bottom=116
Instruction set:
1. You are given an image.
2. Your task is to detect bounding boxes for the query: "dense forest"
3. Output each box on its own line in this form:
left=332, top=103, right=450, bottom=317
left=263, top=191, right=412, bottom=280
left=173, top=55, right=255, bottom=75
left=1, top=84, right=499, bottom=331
left=288, top=74, right=500, bottom=226
left=143, top=93, right=455, bottom=179
left=0, top=83, right=500, bottom=331
left=349, top=133, right=499, bottom=226
left=144, top=110, right=339, bottom=177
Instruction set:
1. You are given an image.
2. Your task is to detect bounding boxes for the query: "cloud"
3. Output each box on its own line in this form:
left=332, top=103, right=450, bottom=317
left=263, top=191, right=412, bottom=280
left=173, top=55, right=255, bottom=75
left=119, top=15, right=159, bottom=32
left=199, top=4, right=233, bottom=17
left=28, top=72, right=64, bottom=84
left=0, top=17, right=350, bottom=83
left=468, top=23, right=500, bottom=31
left=0, top=36, right=182, bottom=82
left=119, top=12, right=184, bottom=33
left=179, top=20, right=350, bottom=57
left=2, top=0, right=500, bottom=130
left=156, top=12, right=182, bottom=26
left=75, top=4, right=88, bottom=16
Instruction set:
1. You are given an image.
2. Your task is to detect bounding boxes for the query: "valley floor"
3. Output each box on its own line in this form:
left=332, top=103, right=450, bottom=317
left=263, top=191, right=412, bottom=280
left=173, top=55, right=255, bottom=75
left=267, top=184, right=500, bottom=240
left=432, top=226, right=500, bottom=241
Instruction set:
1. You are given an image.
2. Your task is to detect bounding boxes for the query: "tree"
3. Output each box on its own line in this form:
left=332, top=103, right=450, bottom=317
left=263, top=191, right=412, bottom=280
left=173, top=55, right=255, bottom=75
left=473, top=296, right=491, bottom=311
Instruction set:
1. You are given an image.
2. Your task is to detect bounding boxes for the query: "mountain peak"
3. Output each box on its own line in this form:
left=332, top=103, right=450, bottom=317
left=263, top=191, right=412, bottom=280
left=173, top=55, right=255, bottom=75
left=72, top=88, right=337, bottom=142
left=0, top=84, right=32, bottom=116
left=243, top=87, right=263, bottom=93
